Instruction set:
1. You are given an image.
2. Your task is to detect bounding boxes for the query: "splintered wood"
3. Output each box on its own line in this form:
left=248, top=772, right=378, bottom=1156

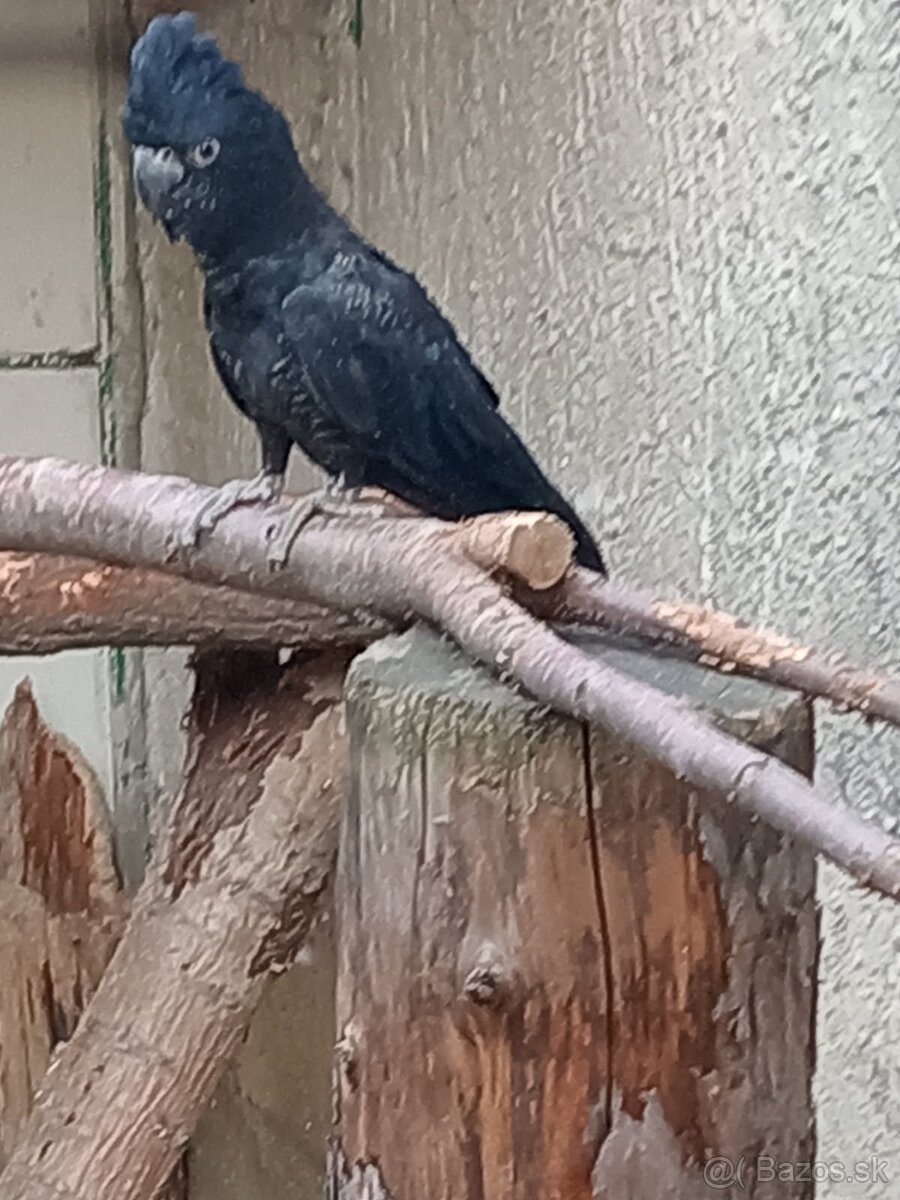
left=333, top=629, right=817, bottom=1200
left=0, top=683, right=126, bottom=1170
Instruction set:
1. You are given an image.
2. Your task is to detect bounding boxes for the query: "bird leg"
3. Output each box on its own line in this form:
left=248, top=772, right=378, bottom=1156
left=177, top=470, right=285, bottom=552
left=264, top=475, right=387, bottom=570
left=263, top=491, right=329, bottom=570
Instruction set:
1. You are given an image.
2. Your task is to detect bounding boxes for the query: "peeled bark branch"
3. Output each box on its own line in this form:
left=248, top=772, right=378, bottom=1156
left=0, top=551, right=384, bottom=653
left=542, top=571, right=900, bottom=730
left=0, top=454, right=898, bottom=902
left=0, top=646, right=351, bottom=1200
left=0, top=508, right=569, bottom=653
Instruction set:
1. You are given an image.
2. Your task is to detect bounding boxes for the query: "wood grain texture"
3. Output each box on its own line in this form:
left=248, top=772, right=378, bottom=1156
left=334, top=629, right=816, bottom=1199
left=0, top=683, right=126, bottom=1170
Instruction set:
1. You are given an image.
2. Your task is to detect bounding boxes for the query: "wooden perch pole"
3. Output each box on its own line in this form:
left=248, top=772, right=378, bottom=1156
left=0, top=504, right=572, bottom=656
left=0, top=455, right=898, bottom=901
left=334, top=629, right=816, bottom=1199
left=0, top=646, right=350, bottom=1200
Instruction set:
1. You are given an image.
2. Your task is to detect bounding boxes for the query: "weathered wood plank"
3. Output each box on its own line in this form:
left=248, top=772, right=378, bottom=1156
left=333, top=628, right=816, bottom=1199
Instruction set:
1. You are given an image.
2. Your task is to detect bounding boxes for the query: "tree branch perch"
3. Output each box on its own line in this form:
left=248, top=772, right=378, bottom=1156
left=5, top=526, right=899, bottom=739
left=543, top=571, right=900, bottom=730
left=0, top=454, right=898, bottom=901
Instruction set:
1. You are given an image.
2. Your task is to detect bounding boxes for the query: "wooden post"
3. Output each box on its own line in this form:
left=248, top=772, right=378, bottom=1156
left=331, top=628, right=816, bottom=1200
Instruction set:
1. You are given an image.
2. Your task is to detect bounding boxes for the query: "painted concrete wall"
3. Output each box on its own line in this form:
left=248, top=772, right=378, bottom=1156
left=0, top=1, right=112, bottom=798
left=341, top=6, right=900, bottom=1191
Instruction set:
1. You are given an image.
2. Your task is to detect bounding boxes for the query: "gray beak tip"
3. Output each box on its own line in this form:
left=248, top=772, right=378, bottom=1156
left=132, top=145, right=185, bottom=209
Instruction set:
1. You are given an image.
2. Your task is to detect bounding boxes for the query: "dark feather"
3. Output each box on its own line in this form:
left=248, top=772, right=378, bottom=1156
left=123, top=12, right=244, bottom=147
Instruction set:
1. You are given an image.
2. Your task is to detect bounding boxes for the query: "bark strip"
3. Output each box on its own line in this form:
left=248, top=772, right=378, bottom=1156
left=0, top=455, right=897, bottom=901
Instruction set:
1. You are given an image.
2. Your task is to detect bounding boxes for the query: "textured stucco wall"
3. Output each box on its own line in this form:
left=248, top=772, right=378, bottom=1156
left=123, top=0, right=900, bottom=1195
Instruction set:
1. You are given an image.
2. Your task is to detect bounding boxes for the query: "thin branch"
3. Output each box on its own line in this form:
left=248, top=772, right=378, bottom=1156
left=538, top=571, right=900, bottom=730
left=0, top=454, right=898, bottom=901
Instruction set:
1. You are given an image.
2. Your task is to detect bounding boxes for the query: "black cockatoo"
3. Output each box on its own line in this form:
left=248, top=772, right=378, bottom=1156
left=122, top=12, right=605, bottom=573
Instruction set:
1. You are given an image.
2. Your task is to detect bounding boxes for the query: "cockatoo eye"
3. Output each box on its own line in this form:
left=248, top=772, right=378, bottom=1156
left=189, top=137, right=220, bottom=168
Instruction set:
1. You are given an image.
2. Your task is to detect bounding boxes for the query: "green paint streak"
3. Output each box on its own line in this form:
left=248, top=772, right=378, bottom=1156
left=94, top=114, right=117, bottom=466
left=110, top=647, right=127, bottom=704
left=99, top=353, right=117, bottom=466
left=349, top=0, right=363, bottom=46
left=94, top=114, right=114, bottom=339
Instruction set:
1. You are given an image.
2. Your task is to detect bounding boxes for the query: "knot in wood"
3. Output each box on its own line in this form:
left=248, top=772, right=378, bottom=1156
left=463, top=963, right=509, bottom=1009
